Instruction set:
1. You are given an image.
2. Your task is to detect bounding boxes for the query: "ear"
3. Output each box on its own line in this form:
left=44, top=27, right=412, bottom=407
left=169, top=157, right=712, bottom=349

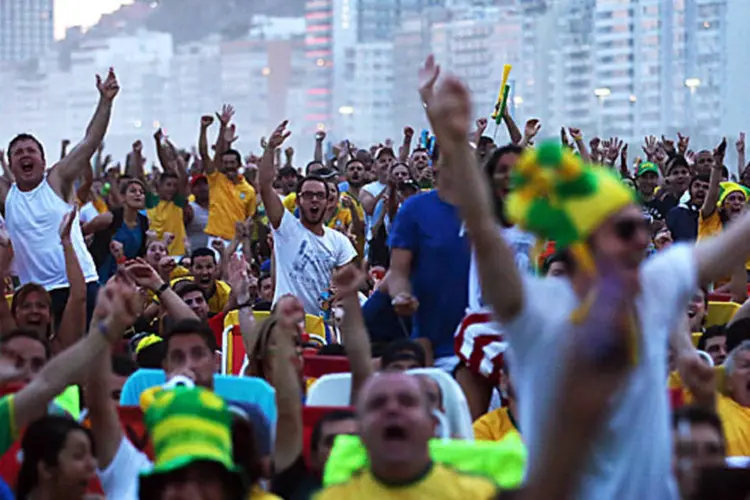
left=37, top=460, right=53, bottom=481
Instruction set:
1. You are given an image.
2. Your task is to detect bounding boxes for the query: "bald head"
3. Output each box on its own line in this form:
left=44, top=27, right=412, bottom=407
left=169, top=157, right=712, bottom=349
left=356, top=372, right=430, bottom=415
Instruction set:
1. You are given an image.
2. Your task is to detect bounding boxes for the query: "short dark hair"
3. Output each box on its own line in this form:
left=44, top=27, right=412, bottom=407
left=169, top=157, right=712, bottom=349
left=258, top=272, right=272, bottom=284
left=666, top=155, right=690, bottom=175
left=690, top=173, right=711, bottom=189
left=7, top=133, right=45, bottom=163
left=310, top=410, right=357, bottom=454
left=345, top=158, right=364, bottom=169
left=672, top=405, right=724, bottom=442
left=0, top=329, right=51, bottom=360
left=176, top=282, right=207, bottom=301
left=191, top=247, right=217, bottom=264
left=698, top=325, right=725, bottom=351
left=542, top=250, right=574, bottom=276
left=159, top=171, right=178, bottom=184
left=296, top=175, right=330, bottom=198
left=112, top=353, right=138, bottom=377
left=277, top=166, right=298, bottom=178
left=305, top=161, right=324, bottom=175
left=725, top=318, right=750, bottom=353
left=11, top=284, right=51, bottom=318
left=164, top=318, right=218, bottom=352
left=381, top=339, right=426, bottom=370
left=222, top=149, right=242, bottom=165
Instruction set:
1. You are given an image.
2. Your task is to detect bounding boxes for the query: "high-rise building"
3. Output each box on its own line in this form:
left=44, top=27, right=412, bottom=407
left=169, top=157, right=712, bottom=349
left=0, top=0, right=54, bottom=62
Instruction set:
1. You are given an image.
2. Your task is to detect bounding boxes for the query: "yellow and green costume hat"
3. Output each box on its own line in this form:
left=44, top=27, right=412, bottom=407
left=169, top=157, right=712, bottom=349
left=718, top=182, right=750, bottom=207
left=505, top=141, right=636, bottom=274
left=140, top=386, right=236, bottom=479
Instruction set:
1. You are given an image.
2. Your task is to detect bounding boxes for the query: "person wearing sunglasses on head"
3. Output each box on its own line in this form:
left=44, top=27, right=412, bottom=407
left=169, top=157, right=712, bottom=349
left=424, top=64, right=750, bottom=500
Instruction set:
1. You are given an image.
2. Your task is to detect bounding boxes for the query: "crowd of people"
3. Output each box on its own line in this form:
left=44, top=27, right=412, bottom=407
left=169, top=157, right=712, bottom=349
left=0, top=53, right=745, bottom=499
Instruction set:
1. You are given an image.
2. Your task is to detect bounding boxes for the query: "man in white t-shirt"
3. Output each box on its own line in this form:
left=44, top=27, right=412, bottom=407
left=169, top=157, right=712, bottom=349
left=258, top=121, right=357, bottom=316
left=424, top=68, right=750, bottom=499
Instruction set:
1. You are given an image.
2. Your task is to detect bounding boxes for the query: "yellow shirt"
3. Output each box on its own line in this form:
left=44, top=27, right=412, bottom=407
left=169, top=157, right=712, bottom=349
left=717, top=394, right=750, bottom=457
left=314, top=462, right=498, bottom=500
left=473, top=407, right=518, bottom=442
left=283, top=192, right=297, bottom=213
left=327, top=206, right=352, bottom=230
left=146, top=193, right=187, bottom=256
left=93, top=197, right=109, bottom=214
left=204, top=171, right=257, bottom=240
left=170, top=276, right=232, bottom=314
left=698, top=210, right=750, bottom=271
left=248, top=485, right=282, bottom=500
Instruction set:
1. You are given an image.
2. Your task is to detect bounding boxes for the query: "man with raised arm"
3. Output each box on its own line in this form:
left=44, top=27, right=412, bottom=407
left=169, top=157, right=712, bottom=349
left=423, top=58, right=750, bottom=499
left=3, top=68, right=120, bottom=327
left=258, top=121, right=357, bottom=316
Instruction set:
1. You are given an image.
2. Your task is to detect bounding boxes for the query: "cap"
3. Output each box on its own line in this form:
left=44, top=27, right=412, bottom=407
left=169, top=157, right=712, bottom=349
left=190, top=174, right=207, bottom=187
left=227, top=402, right=273, bottom=457
left=635, top=162, right=659, bottom=178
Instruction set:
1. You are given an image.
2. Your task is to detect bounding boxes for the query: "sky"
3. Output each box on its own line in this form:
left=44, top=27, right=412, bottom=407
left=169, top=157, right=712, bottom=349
left=54, top=0, right=133, bottom=39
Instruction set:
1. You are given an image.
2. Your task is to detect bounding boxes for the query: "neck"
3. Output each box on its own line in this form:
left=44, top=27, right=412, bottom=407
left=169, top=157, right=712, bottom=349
left=640, top=191, right=655, bottom=202
left=302, top=219, right=325, bottom=236
left=197, top=198, right=209, bottom=208
left=570, top=270, right=594, bottom=300
left=123, top=206, right=138, bottom=224
left=16, top=178, right=42, bottom=193
left=370, top=457, right=432, bottom=486
left=436, top=176, right=458, bottom=205
left=29, top=485, right=59, bottom=500
left=348, top=185, right=361, bottom=197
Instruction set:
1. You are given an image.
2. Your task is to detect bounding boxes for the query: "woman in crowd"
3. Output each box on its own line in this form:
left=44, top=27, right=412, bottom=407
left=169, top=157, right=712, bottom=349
left=84, top=178, right=149, bottom=283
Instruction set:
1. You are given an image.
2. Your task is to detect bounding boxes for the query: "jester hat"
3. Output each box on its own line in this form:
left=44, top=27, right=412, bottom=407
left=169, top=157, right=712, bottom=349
left=718, top=182, right=750, bottom=207
left=505, top=141, right=636, bottom=273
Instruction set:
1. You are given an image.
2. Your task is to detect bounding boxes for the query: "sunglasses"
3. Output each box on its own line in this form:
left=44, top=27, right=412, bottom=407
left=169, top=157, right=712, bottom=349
left=613, top=218, right=648, bottom=242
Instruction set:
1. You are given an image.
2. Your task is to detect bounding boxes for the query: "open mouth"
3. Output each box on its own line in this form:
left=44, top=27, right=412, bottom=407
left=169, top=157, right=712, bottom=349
left=309, top=206, right=321, bottom=217
left=383, top=424, right=407, bottom=442
left=687, top=308, right=697, bottom=319
left=20, top=159, right=34, bottom=174
left=198, top=276, right=212, bottom=285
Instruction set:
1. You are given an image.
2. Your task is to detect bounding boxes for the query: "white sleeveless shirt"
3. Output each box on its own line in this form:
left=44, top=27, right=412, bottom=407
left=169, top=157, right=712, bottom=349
left=5, top=176, right=98, bottom=290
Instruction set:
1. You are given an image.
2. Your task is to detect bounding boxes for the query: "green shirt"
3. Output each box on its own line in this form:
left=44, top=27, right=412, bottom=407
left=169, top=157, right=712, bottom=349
left=0, top=395, right=17, bottom=456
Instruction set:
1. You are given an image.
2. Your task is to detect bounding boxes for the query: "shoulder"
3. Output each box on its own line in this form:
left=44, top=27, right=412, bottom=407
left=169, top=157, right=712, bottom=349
left=313, top=469, right=367, bottom=499
left=433, top=464, right=499, bottom=496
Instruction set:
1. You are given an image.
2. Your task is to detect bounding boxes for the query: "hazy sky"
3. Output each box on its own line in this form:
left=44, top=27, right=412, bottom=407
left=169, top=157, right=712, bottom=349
left=54, top=0, right=133, bottom=39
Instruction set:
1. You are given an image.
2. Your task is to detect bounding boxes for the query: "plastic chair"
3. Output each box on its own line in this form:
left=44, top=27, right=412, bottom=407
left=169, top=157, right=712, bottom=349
left=707, top=292, right=731, bottom=302
left=223, top=310, right=327, bottom=338
left=303, top=354, right=351, bottom=379
left=706, top=301, right=741, bottom=327
left=221, top=325, right=247, bottom=376
left=407, top=368, right=475, bottom=441
left=306, top=373, right=353, bottom=407
left=302, top=405, right=354, bottom=464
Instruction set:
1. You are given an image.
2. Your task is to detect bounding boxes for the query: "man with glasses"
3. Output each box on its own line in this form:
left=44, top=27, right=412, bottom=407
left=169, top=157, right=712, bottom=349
left=257, top=121, right=357, bottom=316
left=426, top=64, right=750, bottom=499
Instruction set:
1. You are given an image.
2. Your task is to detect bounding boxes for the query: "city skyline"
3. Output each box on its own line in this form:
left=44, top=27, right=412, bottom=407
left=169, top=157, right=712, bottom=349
left=53, top=0, right=132, bottom=39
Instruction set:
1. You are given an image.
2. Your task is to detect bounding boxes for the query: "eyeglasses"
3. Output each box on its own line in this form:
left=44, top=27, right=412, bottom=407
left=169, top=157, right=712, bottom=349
left=613, top=218, right=648, bottom=242
left=299, top=191, right=326, bottom=201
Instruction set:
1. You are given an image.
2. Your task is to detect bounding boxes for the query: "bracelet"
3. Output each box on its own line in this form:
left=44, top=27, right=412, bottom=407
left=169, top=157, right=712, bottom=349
left=154, top=282, right=169, bottom=297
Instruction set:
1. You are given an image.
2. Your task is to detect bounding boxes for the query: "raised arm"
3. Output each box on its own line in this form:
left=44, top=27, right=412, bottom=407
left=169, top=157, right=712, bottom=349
left=82, top=211, right=114, bottom=235
left=700, top=158, right=723, bottom=219
left=695, top=209, right=750, bottom=287
left=14, top=279, right=142, bottom=434
left=199, top=115, right=215, bottom=174
left=49, top=68, right=120, bottom=200
left=85, top=345, right=123, bottom=469
left=125, top=259, right=198, bottom=322
left=270, top=318, right=303, bottom=473
left=259, top=121, right=291, bottom=229
left=313, top=130, right=325, bottom=163
left=423, top=60, right=523, bottom=322
left=0, top=234, right=17, bottom=334
left=54, top=209, right=87, bottom=355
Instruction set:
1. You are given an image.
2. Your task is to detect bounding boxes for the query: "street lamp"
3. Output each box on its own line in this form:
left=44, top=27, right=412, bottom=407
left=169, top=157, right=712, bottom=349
left=685, top=78, right=701, bottom=136
left=594, top=87, right=611, bottom=137
left=338, top=106, right=354, bottom=115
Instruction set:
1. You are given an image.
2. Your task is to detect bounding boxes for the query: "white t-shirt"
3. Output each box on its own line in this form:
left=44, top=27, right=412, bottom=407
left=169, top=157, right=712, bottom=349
left=502, top=244, right=695, bottom=500
left=362, top=181, right=386, bottom=241
left=79, top=201, right=100, bottom=225
left=98, top=437, right=152, bottom=500
left=466, top=225, right=536, bottom=314
left=272, top=209, right=357, bottom=315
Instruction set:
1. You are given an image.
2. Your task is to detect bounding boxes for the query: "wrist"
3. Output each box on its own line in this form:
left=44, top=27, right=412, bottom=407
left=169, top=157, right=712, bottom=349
left=152, top=281, right=168, bottom=295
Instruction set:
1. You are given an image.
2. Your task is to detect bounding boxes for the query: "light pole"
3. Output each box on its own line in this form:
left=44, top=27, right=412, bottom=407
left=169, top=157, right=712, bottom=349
left=594, top=87, right=611, bottom=138
left=684, top=78, right=701, bottom=137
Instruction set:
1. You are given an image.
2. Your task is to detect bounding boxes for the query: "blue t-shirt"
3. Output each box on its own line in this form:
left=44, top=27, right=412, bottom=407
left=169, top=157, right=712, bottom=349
left=363, top=289, right=413, bottom=344
left=98, top=222, right=144, bottom=283
left=388, top=191, right=470, bottom=358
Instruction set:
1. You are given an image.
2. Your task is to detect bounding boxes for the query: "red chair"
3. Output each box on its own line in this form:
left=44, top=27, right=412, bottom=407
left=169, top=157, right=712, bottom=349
left=708, top=292, right=731, bottom=302
left=222, top=325, right=248, bottom=375
left=302, top=406, right=354, bottom=465
left=302, top=355, right=351, bottom=379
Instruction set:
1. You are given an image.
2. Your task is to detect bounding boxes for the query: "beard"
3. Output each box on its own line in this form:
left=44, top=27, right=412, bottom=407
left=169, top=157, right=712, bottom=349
left=301, top=206, right=325, bottom=225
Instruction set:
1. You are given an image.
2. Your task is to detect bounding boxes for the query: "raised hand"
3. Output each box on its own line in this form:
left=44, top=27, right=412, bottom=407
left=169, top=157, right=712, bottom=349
left=58, top=208, right=77, bottom=244
left=124, top=258, right=164, bottom=292
left=642, top=135, right=658, bottom=159
left=569, top=127, right=582, bottom=141
left=268, top=121, right=292, bottom=150
left=284, top=146, right=294, bottom=159
left=341, top=194, right=354, bottom=210
left=92, top=279, right=144, bottom=340
left=714, top=137, right=727, bottom=164
left=200, top=115, right=214, bottom=128
left=96, top=67, right=120, bottom=101
left=153, top=128, right=164, bottom=142
left=606, top=137, right=623, bottom=162
left=524, top=119, right=541, bottom=143
left=315, top=130, right=326, bottom=142
left=210, top=238, right=226, bottom=255
left=560, top=127, right=571, bottom=148
left=227, top=254, right=251, bottom=302
left=216, top=104, right=235, bottom=125
left=474, top=119, right=487, bottom=135
left=224, top=123, right=239, bottom=145
left=737, top=132, right=746, bottom=155
left=109, top=240, right=124, bottom=262
left=132, top=140, right=143, bottom=154
left=620, top=144, right=628, bottom=164
left=404, top=126, right=415, bottom=138
left=158, top=255, right=176, bottom=278
left=333, top=265, right=367, bottom=299
left=418, top=54, right=441, bottom=106
left=677, top=132, right=690, bottom=155
left=424, top=72, right=472, bottom=151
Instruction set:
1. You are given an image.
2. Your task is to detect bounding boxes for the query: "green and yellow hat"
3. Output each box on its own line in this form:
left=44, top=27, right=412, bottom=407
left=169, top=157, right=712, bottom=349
left=140, top=386, right=236, bottom=479
left=718, top=182, right=750, bottom=207
left=505, top=141, right=636, bottom=274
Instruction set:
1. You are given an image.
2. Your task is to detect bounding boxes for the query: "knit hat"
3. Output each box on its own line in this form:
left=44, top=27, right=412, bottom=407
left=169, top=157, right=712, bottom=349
left=140, top=386, right=237, bottom=479
left=717, top=182, right=750, bottom=207
left=505, top=141, right=636, bottom=274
